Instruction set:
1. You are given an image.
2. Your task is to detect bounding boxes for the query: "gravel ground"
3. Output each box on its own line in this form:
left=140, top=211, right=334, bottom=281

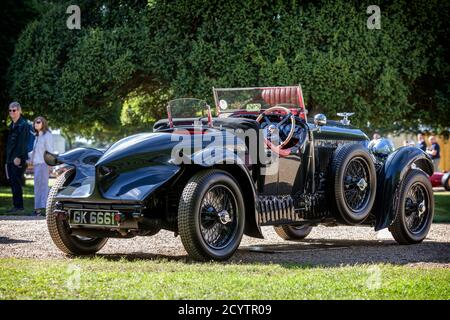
left=1, top=216, right=449, bottom=267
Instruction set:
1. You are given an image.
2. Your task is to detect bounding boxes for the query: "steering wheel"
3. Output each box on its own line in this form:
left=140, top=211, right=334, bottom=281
left=256, top=105, right=296, bottom=148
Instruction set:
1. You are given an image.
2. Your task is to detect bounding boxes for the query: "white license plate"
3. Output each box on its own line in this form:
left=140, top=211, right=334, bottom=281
left=69, top=209, right=119, bottom=227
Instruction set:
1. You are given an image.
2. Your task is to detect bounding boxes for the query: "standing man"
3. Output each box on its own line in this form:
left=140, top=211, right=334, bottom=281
left=6, top=102, right=29, bottom=213
left=417, top=132, right=427, bottom=152
left=427, top=135, right=441, bottom=172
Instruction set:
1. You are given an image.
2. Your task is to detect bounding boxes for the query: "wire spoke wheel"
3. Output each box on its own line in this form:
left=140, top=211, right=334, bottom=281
left=199, top=185, right=238, bottom=250
left=404, top=182, right=429, bottom=234
left=343, top=157, right=371, bottom=212
left=330, top=144, right=376, bottom=224
left=389, top=169, right=434, bottom=245
left=178, top=170, right=245, bottom=261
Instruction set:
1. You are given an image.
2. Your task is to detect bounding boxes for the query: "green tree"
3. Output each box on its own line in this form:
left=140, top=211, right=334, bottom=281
left=146, top=0, right=449, bottom=133
left=0, top=0, right=39, bottom=184
left=4, top=0, right=449, bottom=180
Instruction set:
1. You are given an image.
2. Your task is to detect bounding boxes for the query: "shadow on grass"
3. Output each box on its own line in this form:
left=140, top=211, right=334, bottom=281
left=72, top=237, right=450, bottom=268
left=91, top=252, right=188, bottom=262
left=233, top=238, right=450, bottom=267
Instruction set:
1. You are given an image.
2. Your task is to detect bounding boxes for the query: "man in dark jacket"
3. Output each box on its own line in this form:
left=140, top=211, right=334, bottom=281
left=6, top=101, right=29, bottom=213
left=416, top=132, right=427, bottom=152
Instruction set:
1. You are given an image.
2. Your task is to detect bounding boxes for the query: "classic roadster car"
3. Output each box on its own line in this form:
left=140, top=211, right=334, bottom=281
left=44, top=86, right=435, bottom=261
left=430, top=171, right=450, bottom=191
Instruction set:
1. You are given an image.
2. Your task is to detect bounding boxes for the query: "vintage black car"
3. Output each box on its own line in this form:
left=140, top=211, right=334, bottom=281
left=44, top=86, right=435, bottom=261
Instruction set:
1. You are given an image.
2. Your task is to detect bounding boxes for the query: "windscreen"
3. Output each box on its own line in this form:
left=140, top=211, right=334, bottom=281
left=166, top=98, right=212, bottom=127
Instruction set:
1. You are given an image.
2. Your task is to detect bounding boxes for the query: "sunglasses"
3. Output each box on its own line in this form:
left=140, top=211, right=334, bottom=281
left=9, top=109, right=17, bottom=113
left=35, top=121, right=42, bottom=124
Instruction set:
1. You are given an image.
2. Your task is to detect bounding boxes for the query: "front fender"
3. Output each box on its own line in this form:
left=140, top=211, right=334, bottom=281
left=373, top=146, right=433, bottom=230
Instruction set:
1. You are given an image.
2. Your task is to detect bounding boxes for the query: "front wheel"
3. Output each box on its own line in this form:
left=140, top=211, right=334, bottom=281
left=329, top=143, right=377, bottom=225
left=389, top=170, right=434, bottom=244
left=178, top=170, right=245, bottom=261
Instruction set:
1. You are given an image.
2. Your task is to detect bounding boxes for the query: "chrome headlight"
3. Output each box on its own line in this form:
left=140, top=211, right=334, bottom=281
left=369, top=138, right=395, bottom=162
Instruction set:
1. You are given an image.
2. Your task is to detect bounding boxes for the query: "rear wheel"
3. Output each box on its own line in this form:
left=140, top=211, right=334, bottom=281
left=46, top=169, right=108, bottom=255
left=274, top=225, right=312, bottom=240
left=178, top=170, right=245, bottom=261
left=389, top=170, right=434, bottom=244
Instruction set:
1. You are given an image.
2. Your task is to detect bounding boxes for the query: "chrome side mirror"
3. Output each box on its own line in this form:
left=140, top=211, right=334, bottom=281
left=314, top=114, right=327, bottom=127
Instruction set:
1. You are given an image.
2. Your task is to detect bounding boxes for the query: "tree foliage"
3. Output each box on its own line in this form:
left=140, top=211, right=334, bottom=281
left=7, top=0, right=450, bottom=142
left=0, top=0, right=40, bottom=184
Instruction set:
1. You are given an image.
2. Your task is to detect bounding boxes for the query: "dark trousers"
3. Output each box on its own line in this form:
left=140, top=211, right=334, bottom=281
left=6, top=163, right=25, bottom=209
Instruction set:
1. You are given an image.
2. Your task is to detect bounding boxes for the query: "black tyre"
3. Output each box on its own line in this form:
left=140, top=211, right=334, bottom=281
left=389, top=170, right=434, bottom=244
left=442, top=172, right=450, bottom=191
left=46, top=169, right=108, bottom=255
left=178, top=169, right=245, bottom=261
left=274, top=225, right=313, bottom=240
left=329, top=143, right=377, bottom=224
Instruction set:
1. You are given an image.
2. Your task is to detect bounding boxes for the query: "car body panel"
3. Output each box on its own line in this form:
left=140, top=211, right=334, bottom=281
left=373, top=146, right=433, bottom=230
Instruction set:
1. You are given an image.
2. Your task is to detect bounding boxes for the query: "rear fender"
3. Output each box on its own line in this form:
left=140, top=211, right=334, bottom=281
left=373, top=146, right=433, bottom=230
left=45, top=148, right=104, bottom=200
left=56, top=152, right=182, bottom=202
left=189, top=147, right=264, bottom=239
left=44, top=148, right=103, bottom=167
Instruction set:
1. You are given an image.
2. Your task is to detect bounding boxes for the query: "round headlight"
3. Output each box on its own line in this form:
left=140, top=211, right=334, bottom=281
left=369, top=138, right=395, bottom=161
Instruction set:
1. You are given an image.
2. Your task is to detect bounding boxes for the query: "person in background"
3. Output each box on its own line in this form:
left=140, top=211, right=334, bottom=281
left=28, top=116, right=54, bottom=216
left=417, top=132, right=427, bottom=152
left=426, top=135, right=441, bottom=172
left=372, top=132, right=381, bottom=141
left=5, top=102, right=30, bottom=213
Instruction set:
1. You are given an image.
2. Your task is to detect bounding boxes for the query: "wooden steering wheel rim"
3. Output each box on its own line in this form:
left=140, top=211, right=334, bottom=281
left=256, top=105, right=296, bottom=148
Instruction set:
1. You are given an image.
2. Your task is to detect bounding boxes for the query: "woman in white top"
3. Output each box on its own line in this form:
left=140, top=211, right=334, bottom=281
left=28, top=116, right=54, bottom=216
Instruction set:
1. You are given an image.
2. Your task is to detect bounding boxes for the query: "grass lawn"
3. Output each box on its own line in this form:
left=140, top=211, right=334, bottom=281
left=0, top=180, right=35, bottom=215
left=434, top=191, right=450, bottom=222
left=0, top=258, right=449, bottom=299
left=0, top=182, right=448, bottom=300
left=0, top=179, right=54, bottom=215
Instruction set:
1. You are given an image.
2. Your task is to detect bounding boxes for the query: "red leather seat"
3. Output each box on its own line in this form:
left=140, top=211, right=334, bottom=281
left=261, top=87, right=302, bottom=106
